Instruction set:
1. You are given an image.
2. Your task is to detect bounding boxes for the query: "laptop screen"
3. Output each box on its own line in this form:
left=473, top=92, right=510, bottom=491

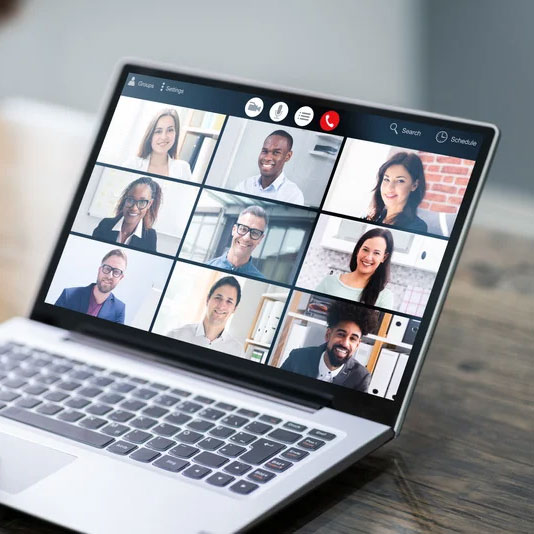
left=34, top=65, right=496, bottom=423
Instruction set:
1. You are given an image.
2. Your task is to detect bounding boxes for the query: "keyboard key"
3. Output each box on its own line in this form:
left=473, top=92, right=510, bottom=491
left=36, top=403, right=63, bottom=416
left=147, top=436, right=175, bottom=451
left=79, top=416, right=107, bottom=430
left=49, top=363, right=72, bottom=374
left=132, top=388, right=158, bottom=400
left=130, top=377, right=148, bottom=385
left=177, top=401, right=202, bottom=414
left=237, top=408, right=258, bottom=418
left=209, top=426, right=235, bottom=439
left=169, top=443, right=198, bottom=459
left=230, top=432, right=256, bottom=446
left=153, top=394, right=180, bottom=407
left=0, top=390, right=21, bottom=402
left=224, top=461, right=252, bottom=476
left=15, top=396, right=41, bottom=409
left=197, top=437, right=224, bottom=451
left=152, top=423, right=180, bottom=437
left=90, top=376, right=114, bottom=387
left=65, top=397, right=90, bottom=409
left=77, top=387, right=103, bottom=398
left=108, top=410, right=135, bottom=423
left=120, top=399, right=146, bottom=412
left=239, top=439, right=285, bottom=465
left=281, top=448, right=309, bottom=462
left=153, top=456, right=189, bottom=473
left=57, top=409, right=84, bottom=423
left=3, top=377, right=26, bottom=389
left=56, top=380, right=81, bottom=392
left=187, top=419, right=214, bottom=432
left=86, top=404, right=112, bottom=416
left=14, top=367, right=39, bottom=378
left=165, top=412, right=191, bottom=426
left=44, top=391, right=69, bottom=402
left=170, top=388, right=191, bottom=398
left=194, top=451, right=228, bottom=469
left=268, top=428, right=301, bottom=444
left=88, top=364, right=105, bottom=372
left=182, top=465, right=211, bottom=480
left=264, top=457, right=292, bottom=472
left=248, top=468, right=276, bottom=484
left=198, top=408, right=225, bottom=421
left=0, top=406, right=113, bottom=448
left=214, top=402, right=236, bottom=411
left=230, top=480, right=258, bottom=495
left=193, top=395, right=214, bottom=404
left=101, top=423, right=129, bottom=437
left=107, top=441, right=137, bottom=456
left=70, top=370, right=93, bottom=381
left=110, top=371, right=128, bottom=379
left=176, top=430, right=202, bottom=444
left=297, top=437, right=325, bottom=451
left=220, top=414, right=248, bottom=428
left=130, top=448, right=160, bottom=463
left=111, top=382, right=136, bottom=393
left=130, top=416, right=158, bottom=430
left=123, top=429, right=152, bottom=444
left=35, top=374, right=60, bottom=385
left=244, top=421, right=272, bottom=435
left=206, top=472, right=234, bottom=487
left=149, top=382, right=169, bottom=391
left=99, top=393, right=124, bottom=405
left=284, top=421, right=307, bottom=432
left=23, top=384, right=47, bottom=396
left=309, top=429, right=337, bottom=441
left=218, top=443, right=246, bottom=458
left=142, top=405, right=169, bottom=418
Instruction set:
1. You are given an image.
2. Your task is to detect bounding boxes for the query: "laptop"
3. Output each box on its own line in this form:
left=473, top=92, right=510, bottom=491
left=0, top=61, right=499, bottom=534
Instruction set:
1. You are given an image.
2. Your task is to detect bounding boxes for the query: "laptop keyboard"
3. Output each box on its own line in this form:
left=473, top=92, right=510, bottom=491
left=0, top=342, right=337, bottom=496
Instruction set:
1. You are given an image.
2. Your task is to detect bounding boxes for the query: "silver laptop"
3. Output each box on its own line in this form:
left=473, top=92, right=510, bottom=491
left=0, top=61, right=498, bottom=534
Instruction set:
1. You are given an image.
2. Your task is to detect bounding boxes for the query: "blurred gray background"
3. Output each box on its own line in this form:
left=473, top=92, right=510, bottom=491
left=0, top=0, right=532, bottom=318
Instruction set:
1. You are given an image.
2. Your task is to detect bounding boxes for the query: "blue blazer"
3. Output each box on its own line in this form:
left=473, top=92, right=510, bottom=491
left=55, top=284, right=126, bottom=324
left=280, top=343, right=371, bottom=392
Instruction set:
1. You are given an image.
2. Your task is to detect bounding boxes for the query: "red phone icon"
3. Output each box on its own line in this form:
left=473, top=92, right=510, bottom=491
left=320, top=111, right=340, bottom=131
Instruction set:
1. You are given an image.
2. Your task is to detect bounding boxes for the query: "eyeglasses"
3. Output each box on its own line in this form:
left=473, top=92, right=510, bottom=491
left=124, top=197, right=150, bottom=209
left=100, top=264, right=124, bottom=278
left=235, top=223, right=264, bottom=240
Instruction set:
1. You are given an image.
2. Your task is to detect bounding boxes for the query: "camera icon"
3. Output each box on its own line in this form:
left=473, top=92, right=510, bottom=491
left=245, top=97, right=264, bottom=118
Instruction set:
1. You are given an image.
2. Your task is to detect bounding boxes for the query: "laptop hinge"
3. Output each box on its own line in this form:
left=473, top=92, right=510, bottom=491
left=68, top=329, right=333, bottom=411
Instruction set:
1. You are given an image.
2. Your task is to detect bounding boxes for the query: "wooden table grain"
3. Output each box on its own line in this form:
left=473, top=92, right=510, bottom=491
left=1, top=225, right=533, bottom=534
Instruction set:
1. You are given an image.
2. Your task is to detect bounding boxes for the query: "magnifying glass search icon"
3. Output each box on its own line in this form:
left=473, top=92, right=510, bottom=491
left=390, top=122, right=398, bottom=135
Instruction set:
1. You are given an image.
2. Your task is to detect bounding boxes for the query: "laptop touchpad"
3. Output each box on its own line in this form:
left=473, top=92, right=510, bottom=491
left=0, top=432, right=76, bottom=494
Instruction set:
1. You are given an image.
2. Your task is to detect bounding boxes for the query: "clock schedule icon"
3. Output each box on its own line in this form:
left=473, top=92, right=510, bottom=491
left=436, top=130, right=448, bottom=143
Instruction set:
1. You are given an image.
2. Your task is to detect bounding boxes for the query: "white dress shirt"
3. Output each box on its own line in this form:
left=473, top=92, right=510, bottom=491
left=122, top=156, right=192, bottom=181
left=235, top=172, right=305, bottom=205
left=111, top=217, right=143, bottom=246
left=316, top=351, right=344, bottom=383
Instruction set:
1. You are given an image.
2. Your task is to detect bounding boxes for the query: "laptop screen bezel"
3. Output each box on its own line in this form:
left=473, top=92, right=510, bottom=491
left=30, top=62, right=499, bottom=428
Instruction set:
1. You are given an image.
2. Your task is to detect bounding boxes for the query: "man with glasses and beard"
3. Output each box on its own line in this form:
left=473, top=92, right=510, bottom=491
left=55, top=249, right=127, bottom=324
left=280, top=300, right=377, bottom=392
left=207, top=206, right=268, bottom=279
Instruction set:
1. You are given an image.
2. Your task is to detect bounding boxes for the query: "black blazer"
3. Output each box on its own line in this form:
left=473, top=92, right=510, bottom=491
left=280, top=343, right=371, bottom=392
left=92, top=216, right=157, bottom=252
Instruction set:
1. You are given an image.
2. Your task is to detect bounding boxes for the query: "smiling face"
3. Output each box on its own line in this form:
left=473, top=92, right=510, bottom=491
left=325, top=320, right=362, bottom=368
left=122, top=184, right=153, bottom=227
left=96, top=254, right=126, bottom=294
left=150, top=114, right=176, bottom=156
left=230, top=212, right=266, bottom=263
left=205, top=284, right=238, bottom=329
left=380, top=164, right=418, bottom=214
left=257, top=135, right=292, bottom=183
left=355, top=237, right=388, bottom=276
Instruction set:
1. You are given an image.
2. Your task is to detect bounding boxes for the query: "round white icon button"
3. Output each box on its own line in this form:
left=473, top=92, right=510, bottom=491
left=294, top=106, right=314, bottom=127
left=269, top=102, right=289, bottom=122
left=245, top=97, right=264, bottom=118
left=436, top=130, right=448, bottom=143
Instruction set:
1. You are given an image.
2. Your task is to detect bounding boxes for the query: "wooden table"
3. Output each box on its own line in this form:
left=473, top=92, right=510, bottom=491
left=1, top=225, right=533, bottom=534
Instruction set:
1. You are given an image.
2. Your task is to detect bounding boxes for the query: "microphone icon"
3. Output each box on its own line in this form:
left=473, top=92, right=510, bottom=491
left=269, top=102, right=288, bottom=122
left=275, top=104, right=283, bottom=118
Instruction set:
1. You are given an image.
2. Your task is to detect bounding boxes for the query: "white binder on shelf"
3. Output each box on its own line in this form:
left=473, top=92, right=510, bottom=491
left=385, top=353, right=409, bottom=401
left=368, top=348, right=399, bottom=398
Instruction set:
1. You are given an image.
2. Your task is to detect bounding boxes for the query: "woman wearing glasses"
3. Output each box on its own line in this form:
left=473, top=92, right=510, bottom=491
left=92, top=176, right=162, bottom=252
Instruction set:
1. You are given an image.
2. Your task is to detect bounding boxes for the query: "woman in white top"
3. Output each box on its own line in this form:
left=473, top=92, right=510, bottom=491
left=123, top=108, right=192, bottom=181
left=316, top=227, right=395, bottom=309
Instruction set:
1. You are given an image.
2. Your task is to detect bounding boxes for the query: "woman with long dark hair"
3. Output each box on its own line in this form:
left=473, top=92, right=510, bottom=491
left=92, top=176, right=162, bottom=252
left=367, top=151, right=427, bottom=232
left=123, top=108, right=192, bottom=180
left=316, top=228, right=394, bottom=307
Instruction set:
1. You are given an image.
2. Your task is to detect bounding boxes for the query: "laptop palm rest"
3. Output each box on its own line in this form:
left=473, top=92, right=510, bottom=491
left=0, top=432, right=76, bottom=494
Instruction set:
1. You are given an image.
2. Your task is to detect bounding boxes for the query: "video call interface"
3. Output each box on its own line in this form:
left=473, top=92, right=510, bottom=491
left=45, top=72, right=483, bottom=401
